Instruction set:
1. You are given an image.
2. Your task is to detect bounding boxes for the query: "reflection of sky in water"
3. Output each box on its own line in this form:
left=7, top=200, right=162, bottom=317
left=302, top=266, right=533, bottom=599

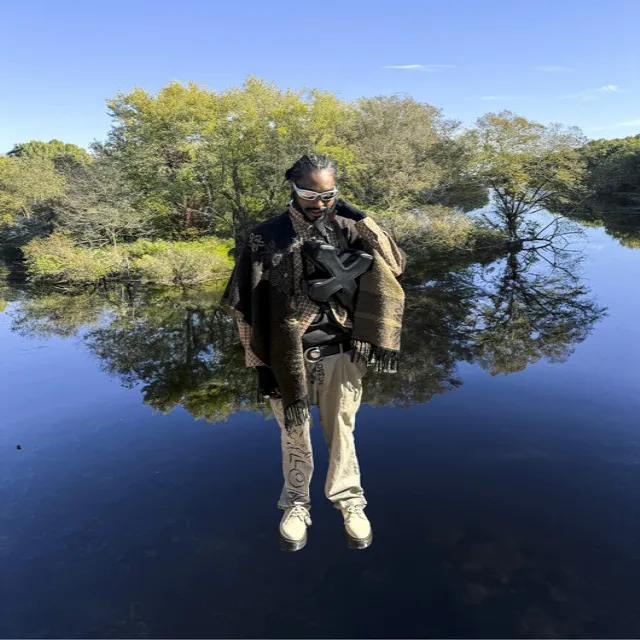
left=1, top=223, right=640, bottom=638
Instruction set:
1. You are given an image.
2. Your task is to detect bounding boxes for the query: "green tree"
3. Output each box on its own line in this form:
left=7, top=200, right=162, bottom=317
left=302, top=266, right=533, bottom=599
left=10, top=285, right=259, bottom=422
left=8, top=139, right=92, bottom=169
left=567, top=201, right=640, bottom=248
left=102, top=80, right=495, bottom=247
left=363, top=271, right=477, bottom=407
left=81, top=288, right=259, bottom=421
left=193, top=78, right=351, bottom=244
left=102, top=77, right=352, bottom=244
left=10, top=288, right=108, bottom=338
left=340, top=95, right=444, bottom=211
left=10, top=244, right=606, bottom=423
left=0, top=156, right=65, bottom=244
left=102, top=81, right=218, bottom=236
left=468, top=111, right=588, bottom=240
left=419, top=126, right=490, bottom=212
left=580, top=136, right=640, bottom=196
left=54, top=159, right=151, bottom=247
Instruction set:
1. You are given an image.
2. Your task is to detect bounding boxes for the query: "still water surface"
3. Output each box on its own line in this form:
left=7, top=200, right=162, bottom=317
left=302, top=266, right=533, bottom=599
left=1, top=219, right=640, bottom=638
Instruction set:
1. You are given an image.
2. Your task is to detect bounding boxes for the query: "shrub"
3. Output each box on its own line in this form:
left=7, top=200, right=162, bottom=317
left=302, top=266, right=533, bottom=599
left=376, top=205, right=506, bottom=254
left=124, top=238, right=171, bottom=258
left=133, top=238, right=233, bottom=286
left=23, top=234, right=234, bottom=286
left=24, top=233, right=113, bottom=283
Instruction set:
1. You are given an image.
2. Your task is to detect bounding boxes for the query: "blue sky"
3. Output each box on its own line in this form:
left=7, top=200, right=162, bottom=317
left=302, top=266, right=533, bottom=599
left=1, top=0, right=639, bottom=153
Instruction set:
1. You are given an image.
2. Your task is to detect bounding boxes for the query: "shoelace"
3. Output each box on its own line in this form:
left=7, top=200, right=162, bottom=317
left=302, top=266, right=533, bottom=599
left=287, top=506, right=312, bottom=525
left=345, top=505, right=366, bottom=520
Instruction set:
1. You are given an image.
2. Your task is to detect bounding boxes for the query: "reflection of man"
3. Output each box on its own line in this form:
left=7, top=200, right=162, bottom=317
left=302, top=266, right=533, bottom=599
left=222, top=154, right=405, bottom=551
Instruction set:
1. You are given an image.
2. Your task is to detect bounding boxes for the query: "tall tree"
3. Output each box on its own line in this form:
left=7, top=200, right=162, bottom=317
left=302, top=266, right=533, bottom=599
left=340, top=95, right=444, bottom=211
left=102, top=81, right=219, bottom=237
left=102, top=77, right=352, bottom=244
left=0, top=156, right=65, bottom=244
left=54, top=159, right=151, bottom=247
left=194, top=78, right=349, bottom=243
left=580, top=135, right=640, bottom=196
left=8, top=139, right=92, bottom=169
left=468, top=111, right=588, bottom=240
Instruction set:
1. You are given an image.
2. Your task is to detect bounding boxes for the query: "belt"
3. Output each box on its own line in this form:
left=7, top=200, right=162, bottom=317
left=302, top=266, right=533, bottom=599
left=303, top=342, right=349, bottom=363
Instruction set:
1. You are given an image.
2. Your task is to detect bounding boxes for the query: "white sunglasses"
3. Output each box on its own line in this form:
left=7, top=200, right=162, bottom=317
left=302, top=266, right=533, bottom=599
left=292, top=181, right=338, bottom=202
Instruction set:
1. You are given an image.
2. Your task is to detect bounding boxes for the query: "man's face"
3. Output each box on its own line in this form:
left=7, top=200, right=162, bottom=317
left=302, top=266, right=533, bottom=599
left=291, top=169, right=337, bottom=222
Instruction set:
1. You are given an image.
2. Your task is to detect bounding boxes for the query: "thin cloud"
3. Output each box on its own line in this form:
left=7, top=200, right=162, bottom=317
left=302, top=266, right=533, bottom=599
left=480, top=95, right=529, bottom=101
left=536, top=65, right=574, bottom=72
left=382, top=64, right=456, bottom=72
left=561, top=85, right=623, bottom=102
left=383, top=64, right=423, bottom=69
left=619, top=118, right=640, bottom=127
left=599, top=84, right=622, bottom=92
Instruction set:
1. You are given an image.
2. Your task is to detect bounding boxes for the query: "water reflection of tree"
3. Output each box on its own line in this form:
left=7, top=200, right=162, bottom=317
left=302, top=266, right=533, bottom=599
left=10, top=289, right=107, bottom=337
left=11, top=285, right=260, bottom=422
left=565, top=201, right=640, bottom=249
left=363, top=271, right=477, bottom=407
left=470, top=248, right=606, bottom=375
left=10, top=247, right=605, bottom=422
left=87, top=305, right=257, bottom=422
left=364, top=248, right=606, bottom=406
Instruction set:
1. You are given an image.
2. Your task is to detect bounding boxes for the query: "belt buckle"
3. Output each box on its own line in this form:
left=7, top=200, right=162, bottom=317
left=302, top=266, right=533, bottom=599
left=304, top=347, right=322, bottom=363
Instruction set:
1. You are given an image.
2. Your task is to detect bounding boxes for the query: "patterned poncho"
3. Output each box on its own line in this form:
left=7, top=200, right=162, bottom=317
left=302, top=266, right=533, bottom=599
left=222, top=203, right=406, bottom=429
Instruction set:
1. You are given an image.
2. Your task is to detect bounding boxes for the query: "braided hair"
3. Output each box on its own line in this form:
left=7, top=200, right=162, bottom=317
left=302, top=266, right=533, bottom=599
left=284, top=154, right=337, bottom=183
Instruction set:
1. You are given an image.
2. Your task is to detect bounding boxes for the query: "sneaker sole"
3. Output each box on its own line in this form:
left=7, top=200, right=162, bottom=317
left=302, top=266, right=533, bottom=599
left=345, top=529, right=373, bottom=550
left=279, top=531, right=307, bottom=552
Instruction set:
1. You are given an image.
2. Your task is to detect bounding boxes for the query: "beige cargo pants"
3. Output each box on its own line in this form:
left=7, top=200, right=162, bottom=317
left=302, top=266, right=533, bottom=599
left=270, top=348, right=367, bottom=511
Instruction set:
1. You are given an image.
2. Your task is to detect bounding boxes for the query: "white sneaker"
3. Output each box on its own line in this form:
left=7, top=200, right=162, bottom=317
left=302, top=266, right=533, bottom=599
left=340, top=504, right=373, bottom=549
left=279, top=506, right=311, bottom=551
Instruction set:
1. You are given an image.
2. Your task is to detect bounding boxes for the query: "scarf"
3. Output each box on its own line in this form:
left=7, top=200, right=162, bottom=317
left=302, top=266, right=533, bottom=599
left=221, top=211, right=405, bottom=429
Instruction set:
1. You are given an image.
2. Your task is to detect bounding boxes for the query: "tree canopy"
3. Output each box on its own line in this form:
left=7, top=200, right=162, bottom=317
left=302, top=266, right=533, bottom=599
left=0, top=156, right=65, bottom=243
left=1, top=76, right=637, bottom=278
left=8, top=139, right=92, bottom=167
left=579, top=135, right=640, bottom=196
left=467, top=111, right=588, bottom=239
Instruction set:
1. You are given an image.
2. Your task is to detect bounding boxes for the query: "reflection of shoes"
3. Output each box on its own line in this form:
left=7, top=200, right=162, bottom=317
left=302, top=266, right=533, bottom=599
left=340, top=504, right=372, bottom=549
left=279, top=506, right=311, bottom=552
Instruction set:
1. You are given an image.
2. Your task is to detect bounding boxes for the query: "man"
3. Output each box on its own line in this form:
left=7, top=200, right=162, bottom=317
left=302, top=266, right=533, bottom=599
left=222, top=154, right=405, bottom=551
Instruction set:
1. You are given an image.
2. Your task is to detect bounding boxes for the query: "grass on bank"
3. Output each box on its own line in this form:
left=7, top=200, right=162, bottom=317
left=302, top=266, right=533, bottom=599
left=21, top=207, right=508, bottom=287
left=23, top=234, right=234, bottom=286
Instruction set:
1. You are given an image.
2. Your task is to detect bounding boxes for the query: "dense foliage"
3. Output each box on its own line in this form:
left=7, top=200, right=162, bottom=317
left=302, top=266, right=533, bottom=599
left=1, top=77, right=638, bottom=285
left=578, top=135, right=640, bottom=196
left=23, top=235, right=233, bottom=286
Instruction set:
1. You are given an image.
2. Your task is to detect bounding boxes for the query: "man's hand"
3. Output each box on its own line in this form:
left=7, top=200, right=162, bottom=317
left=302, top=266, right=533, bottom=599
left=333, top=198, right=367, bottom=222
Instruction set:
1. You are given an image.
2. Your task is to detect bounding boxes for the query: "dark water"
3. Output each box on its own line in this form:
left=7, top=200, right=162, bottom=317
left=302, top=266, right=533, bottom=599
left=2, top=218, right=640, bottom=638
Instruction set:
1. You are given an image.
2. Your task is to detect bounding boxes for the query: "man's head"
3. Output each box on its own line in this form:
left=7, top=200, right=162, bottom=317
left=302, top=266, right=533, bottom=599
left=285, top=154, right=338, bottom=223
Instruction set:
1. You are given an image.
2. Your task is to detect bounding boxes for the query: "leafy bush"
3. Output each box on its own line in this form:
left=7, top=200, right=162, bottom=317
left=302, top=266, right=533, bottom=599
left=24, top=233, right=114, bottom=283
left=23, top=234, right=233, bottom=286
left=133, top=239, right=233, bottom=286
left=124, top=238, right=171, bottom=258
left=376, top=205, right=506, bottom=254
